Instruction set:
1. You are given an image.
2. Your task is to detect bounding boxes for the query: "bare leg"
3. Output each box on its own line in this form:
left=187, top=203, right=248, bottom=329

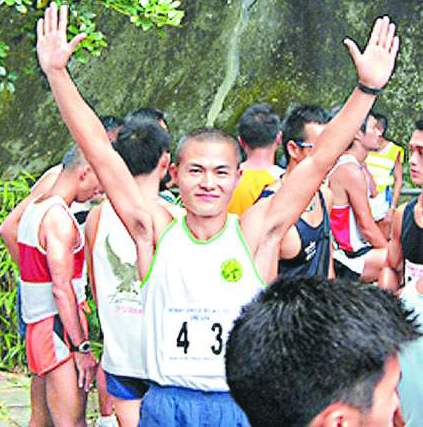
left=378, top=266, right=400, bottom=292
left=29, top=376, right=54, bottom=427
left=97, top=366, right=114, bottom=416
left=113, top=397, right=142, bottom=427
left=45, top=357, right=87, bottom=427
left=361, top=248, right=387, bottom=283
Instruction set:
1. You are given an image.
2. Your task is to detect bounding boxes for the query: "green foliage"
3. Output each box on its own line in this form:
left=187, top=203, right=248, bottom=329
left=0, top=0, right=185, bottom=87
left=102, top=0, right=184, bottom=31
left=0, top=172, right=34, bottom=371
left=0, top=41, right=18, bottom=94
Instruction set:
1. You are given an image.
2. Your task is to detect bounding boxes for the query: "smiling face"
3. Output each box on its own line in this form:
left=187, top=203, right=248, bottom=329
left=171, top=138, right=240, bottom=219
left=409, top=129, right=423, bottom=186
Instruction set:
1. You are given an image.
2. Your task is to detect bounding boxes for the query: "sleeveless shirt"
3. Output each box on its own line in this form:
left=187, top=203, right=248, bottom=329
left=140, top=214, right=264, bottom=391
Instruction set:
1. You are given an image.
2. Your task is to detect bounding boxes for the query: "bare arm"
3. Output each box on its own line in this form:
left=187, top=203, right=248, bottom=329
left=36, top=4, right=167, bottom=250
left=345, top=166, right=388, bottom=248
left=43, top=205, right=96, bottom=390
left=379, top=204, right=405, bottom=289
left=85, top=204, right=102, bottom=304
left=392, top=152, right=403, bottom=209
left=243, top=17, right=399, bottom=254
left=0, top=169, right=59, bottom=264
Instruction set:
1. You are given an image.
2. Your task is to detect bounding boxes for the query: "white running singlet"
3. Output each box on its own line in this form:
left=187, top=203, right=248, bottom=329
left=140, top=214, right=264, bottom=391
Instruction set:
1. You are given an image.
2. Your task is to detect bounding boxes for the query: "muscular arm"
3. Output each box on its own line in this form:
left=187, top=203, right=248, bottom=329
left=344, top=165, right=388, bottom=248
left=242, top=17, right=399, bottom=257
left=43, top=205, right=86, bottom=347
left=0, top=169, right=59, bottom=264
left=36, top=4, right=168, bottom=261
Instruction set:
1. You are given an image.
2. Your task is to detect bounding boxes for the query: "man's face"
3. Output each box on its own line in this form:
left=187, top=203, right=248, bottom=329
left=173, top=139, right=240, bottom=218
left=409, top=130, right=423, bottom=186
left=361, top=115, right=380, bottom=151
left=360, top=356, right=401, bottom=427
left=77, top=165, right=103, bottom=202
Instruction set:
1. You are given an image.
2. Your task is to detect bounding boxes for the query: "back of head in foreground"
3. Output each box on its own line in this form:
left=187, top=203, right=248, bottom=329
left=226, top=276, right=421, bottom=427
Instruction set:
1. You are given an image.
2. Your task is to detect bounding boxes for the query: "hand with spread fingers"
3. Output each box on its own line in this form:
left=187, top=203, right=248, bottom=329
left=36, top=2, right=86, bottom=75
left=344, top=16, right=399, bottom=90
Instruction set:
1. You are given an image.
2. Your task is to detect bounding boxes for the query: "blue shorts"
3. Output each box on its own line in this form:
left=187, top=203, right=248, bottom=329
left=140, top=384, right=250, bottom=427
left=104, top=371, right=149, bottom=400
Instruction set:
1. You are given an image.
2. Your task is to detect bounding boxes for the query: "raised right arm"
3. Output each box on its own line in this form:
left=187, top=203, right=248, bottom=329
left=36, top=3, right=163, bottom=246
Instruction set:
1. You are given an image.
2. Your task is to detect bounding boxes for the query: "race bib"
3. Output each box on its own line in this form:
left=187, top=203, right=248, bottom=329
left=404, top=260, right=423, bottom=288
left=162, top=305, right=240, bottom=377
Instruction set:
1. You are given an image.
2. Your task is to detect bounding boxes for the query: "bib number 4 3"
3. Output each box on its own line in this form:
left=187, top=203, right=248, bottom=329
left=176, top=321, right=223, bottom=355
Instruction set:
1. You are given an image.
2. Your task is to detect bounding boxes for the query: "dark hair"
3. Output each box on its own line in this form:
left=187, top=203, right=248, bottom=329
left=372, top=112, right=388, bottom=136
left=175, top=128, right=241, bottom=166
left=113, top=117, right=170, bottom=177
left=237, top=104, right=280, bottom=149
left=282, top=105, right=328, bottom=162
left=124, top=107, right=169, bottom=131
left=415, top=119, right=423, bottom=131
left=100, top=116, right=123, bottom=132
left=226, top=276, right=421, bottom=427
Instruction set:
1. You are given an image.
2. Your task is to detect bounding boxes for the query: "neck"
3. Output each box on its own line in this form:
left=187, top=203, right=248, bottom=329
left=184, top=210, right=228, bottom=241
left=242, top=146, right=276, bottom=170
left=134, top=171, right=161, bottom=199
left=285, top=160, right=299, bottom=175
left=346, top=142, right=368, bottom=164
left=41, top=172, right=77, bottom=206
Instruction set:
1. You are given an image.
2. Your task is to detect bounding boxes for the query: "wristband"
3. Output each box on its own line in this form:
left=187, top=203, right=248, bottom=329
left=357, top=82, right=384, bottom=96
left=70, top=340, right=91, bottom=354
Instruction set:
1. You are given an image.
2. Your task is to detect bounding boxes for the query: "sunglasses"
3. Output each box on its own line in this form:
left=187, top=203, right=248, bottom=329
left=294, top=140, right=314, bottom=149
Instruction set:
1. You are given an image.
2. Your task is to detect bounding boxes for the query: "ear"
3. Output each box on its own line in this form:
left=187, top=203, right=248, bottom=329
left=169, top=162, right=178, bottom=183
left=238, top=136, right=246, bottom=150
left=159, top=152, right=171, bottom=180
left=78, top=164, right=91, bottom=181
left=275, top=131, right=283, bottom=146
left=286, top=140, right=300, bottom=160
left=310, top=402, right=360, bottom=427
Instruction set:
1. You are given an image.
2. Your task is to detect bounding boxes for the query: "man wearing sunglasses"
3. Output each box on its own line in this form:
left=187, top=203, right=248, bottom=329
left=247, top=105, right=334, bottom=281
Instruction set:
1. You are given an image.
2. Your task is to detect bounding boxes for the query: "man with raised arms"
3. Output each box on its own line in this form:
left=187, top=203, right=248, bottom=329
left=36, top=4, right=399, bottom=425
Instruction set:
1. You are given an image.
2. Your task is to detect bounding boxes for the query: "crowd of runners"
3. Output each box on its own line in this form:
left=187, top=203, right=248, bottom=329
left=0, top=3, right=422, bottom=427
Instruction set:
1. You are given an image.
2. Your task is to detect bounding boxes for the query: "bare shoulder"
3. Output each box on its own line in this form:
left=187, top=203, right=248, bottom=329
left=42, top=204, right=75, bottom=242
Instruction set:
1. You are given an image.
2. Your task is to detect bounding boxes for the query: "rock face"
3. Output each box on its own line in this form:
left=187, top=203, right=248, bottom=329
left=0, top=0, right=422, bottom=177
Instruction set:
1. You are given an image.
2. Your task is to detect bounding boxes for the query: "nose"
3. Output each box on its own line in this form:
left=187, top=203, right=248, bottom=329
left=200, top=171, right=216, bottom=190
left=410, top=150, right=418, bottom=166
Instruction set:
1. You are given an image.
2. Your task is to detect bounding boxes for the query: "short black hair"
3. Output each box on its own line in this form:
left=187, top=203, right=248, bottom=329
left=282, top=105, right=328, bottom=162
left=226, top=276, right=421, bottom=427
left=124, top=107, right=169, bottom=131
left=113, top=117, right=170, bottom=177
left=175, top=127, right=241, bottom=166
left=237, top=104, right=280, bottom=149
left=372, top=112, right=388, bottom=136
left=100, top=115, right=123, bottom=132
left=415, top=119, right=423, bottom=131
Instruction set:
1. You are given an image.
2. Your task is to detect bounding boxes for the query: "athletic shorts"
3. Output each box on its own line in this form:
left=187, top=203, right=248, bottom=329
left=104, top=371, right=149, bottom=400
left=333, top=246, right=372, bottom=275
left=25, top=304, right=88, bottom=376
left=140, top=384, right=251, bottom=427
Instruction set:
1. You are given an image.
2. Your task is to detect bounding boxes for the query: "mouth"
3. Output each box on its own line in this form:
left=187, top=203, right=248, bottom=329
left=195, top=193, right=220, bottom=202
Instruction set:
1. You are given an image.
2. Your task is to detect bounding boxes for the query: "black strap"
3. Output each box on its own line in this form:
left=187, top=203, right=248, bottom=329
left=316, top=191, right=331, bottom=278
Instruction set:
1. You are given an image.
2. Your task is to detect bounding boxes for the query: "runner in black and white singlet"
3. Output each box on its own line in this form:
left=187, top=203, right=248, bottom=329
left=37, top=5, right=399, bottom=425
left=251, top=105, right=334, bottom=281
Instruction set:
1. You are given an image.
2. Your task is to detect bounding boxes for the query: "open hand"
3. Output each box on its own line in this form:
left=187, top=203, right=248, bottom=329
left=344, top=16, right=399, bottom=90
left=36, top=2, right=86, bottom=75
left=74, top=351, right=97, bottom=392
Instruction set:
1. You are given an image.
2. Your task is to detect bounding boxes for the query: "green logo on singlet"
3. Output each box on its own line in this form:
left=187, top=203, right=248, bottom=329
left=221, top=258, right=243, bottom=282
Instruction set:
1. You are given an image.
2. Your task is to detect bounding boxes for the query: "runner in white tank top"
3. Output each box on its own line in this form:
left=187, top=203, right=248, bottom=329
left=39, top=7, right=399, bottom=425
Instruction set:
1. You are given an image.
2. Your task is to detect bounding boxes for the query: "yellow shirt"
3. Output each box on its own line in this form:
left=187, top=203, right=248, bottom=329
left=228, top=166, right=283, bottom=216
